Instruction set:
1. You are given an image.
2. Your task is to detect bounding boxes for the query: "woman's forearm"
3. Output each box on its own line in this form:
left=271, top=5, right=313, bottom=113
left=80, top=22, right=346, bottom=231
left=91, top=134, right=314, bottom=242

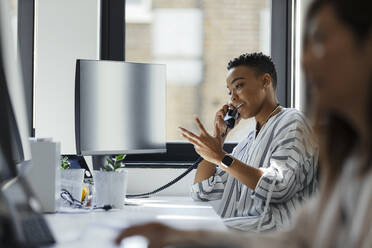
left=222, top=158, right=263, bottom=190
left=194, top=159, right=216, bottom=184
left=194, top=155, right=262, bottom=189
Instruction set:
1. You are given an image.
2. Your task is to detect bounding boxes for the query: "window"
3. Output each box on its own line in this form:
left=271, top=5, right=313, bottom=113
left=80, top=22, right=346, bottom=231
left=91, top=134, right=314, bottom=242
left=126, top=0, right=152, bottom=23
left=17, top=0, right=280, bottom=167
left=125, top=0, right=272, bottom=145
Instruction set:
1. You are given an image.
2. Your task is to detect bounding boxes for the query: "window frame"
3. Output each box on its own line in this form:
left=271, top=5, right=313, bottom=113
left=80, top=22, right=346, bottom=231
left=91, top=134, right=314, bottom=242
left=123, top=0, right=293, bottom=166
left=18, top=0, right=292, bottom=167
left=271, top=0, right=293, bottom=107
left=124, top=142, right=237, bottom=168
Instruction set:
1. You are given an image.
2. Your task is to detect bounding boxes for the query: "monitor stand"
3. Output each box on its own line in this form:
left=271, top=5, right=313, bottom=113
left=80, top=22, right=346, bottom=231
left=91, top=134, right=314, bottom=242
left=92, top=155, right=107, bottom=170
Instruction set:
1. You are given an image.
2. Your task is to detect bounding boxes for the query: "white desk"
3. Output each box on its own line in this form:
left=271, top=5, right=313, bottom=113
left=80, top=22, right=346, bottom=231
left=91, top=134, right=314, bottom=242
left=45, top=196, right=227, bottom=247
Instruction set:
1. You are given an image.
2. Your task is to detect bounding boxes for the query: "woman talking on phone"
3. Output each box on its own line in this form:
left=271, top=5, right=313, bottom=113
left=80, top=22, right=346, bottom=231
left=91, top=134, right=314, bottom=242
left=115, top=0, right=372, bottom=246
left=183, top=52, right=319, bottom=232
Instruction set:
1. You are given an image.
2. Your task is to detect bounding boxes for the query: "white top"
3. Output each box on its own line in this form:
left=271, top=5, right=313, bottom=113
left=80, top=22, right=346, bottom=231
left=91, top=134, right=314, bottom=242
left=310, top=156, right=372, bottom=248
left=190, top=108, right=319, bottom=232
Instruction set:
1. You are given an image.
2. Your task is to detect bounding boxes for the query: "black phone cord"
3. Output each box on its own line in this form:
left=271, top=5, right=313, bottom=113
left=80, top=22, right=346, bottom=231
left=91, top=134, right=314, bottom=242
left=126, top=156, right=203, bottom=198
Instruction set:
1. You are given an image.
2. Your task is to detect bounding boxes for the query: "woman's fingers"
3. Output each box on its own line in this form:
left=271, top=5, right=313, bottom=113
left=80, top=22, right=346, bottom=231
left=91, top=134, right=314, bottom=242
left=115, top=222, right=173, bottom=247
left=222, top=104, right=229, bottom=114
left=214, top=122, right=221, bottom=138
left=179, top=127, right=203, bottom=146
left=217, top=105, right=228, bottom=120
left=179, top=127, right=199, bottom=140
left=181, top=133, right=202, bottom=147
left=216, top=111, right=225, bottom=122
left=115, top=224, right=151, bottom=244
left=228, top=102, right=235, bottom=110
left=194, top=116, right=208, bottom=135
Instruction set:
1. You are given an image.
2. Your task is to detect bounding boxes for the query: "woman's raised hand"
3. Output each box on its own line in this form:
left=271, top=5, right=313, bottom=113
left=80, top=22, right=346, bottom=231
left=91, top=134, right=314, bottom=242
left=179, top=116, right=225, bottom=165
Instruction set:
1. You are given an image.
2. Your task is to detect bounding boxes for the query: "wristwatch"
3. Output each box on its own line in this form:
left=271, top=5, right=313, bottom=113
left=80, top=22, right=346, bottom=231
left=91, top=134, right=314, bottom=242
left=220, top=154, right=234, bottom=169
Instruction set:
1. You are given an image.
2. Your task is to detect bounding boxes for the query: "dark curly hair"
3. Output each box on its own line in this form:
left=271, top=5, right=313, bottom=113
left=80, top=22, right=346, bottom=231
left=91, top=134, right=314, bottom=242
left=227, top=52, right=278, bottom=89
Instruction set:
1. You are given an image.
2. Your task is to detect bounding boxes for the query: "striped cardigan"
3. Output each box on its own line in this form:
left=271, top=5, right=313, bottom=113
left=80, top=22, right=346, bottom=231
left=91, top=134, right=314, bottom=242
left=190, top=108, right=319, bottom=232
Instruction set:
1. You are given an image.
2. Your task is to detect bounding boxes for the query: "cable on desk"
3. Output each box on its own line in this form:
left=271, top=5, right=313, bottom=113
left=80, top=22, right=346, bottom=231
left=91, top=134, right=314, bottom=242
left=126, top=156, right=203, bottom=198
left=60, top=189, right=112, bottom=211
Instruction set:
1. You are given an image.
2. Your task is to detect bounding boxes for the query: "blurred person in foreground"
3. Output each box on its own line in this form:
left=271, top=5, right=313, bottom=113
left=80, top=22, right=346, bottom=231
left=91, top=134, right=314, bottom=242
left=115, top=0, right=372, bottom=247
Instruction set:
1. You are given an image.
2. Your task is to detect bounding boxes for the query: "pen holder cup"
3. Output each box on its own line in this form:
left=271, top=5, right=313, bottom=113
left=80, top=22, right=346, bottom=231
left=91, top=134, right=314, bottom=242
left=92, top=170, right=128, bottom=209
left=60, top=169, right=85, bottom=203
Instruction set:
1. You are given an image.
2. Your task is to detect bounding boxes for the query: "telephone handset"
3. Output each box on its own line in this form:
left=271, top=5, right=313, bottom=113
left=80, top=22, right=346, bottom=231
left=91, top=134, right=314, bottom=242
left=223, top=108, right=240, bottom=129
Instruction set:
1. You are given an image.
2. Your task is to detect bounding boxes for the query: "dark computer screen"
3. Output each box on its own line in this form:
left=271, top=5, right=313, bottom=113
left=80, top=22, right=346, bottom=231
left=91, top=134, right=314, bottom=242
left=75, top=59, right=167, bottom=155
left=0, top=54, right=18, bottom=180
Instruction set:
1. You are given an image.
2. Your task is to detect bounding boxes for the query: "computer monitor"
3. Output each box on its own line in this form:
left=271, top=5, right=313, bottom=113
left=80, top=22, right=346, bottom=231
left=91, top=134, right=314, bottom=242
left=75, top=60, right=167, bottom=155
left=0, top=53, right=17, bottom=180
left=0, top=0, right=31, bottom=181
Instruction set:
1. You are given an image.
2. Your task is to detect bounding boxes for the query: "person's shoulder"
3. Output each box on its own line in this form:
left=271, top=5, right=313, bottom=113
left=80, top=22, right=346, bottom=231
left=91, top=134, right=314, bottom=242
left=279, top=109, right=316, bottom=141
left=273, top=108, right=314, bottom=135
left=279, top=108, right=309, bottom=125
left=280, top=107, right=303, bottom=116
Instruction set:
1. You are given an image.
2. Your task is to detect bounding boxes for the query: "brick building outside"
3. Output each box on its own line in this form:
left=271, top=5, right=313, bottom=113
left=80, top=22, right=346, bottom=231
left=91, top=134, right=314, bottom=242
left=126, top=0, right=271, bottom=141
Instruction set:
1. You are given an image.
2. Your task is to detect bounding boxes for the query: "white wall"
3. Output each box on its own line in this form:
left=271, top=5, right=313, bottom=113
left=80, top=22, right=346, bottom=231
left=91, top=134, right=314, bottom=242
left=34, top=0, right=100, bottom=154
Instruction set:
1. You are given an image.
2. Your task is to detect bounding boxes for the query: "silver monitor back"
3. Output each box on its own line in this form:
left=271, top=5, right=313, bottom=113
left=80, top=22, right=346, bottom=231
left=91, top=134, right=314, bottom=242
left=75, top=60, right=166, bottom=155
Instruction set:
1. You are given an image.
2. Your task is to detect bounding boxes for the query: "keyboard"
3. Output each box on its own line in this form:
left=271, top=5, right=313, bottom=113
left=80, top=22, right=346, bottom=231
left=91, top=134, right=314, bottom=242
left=21, top=214, right=55, bottom=246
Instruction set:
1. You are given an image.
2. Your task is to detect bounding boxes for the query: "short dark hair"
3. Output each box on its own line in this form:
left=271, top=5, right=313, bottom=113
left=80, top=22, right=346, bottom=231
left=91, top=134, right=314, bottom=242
left=227, top=52, right=278, bottom=89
